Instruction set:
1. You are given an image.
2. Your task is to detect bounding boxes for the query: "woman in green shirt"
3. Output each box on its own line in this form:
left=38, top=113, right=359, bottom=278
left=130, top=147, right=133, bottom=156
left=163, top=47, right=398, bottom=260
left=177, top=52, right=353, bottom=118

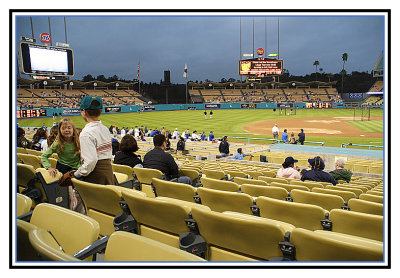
left=41, top=118, right=81, bottom=176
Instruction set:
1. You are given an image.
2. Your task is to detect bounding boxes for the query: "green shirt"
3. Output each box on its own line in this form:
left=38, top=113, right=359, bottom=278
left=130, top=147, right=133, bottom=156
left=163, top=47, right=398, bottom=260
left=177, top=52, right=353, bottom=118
left=41, top=141, right=81, bottom=170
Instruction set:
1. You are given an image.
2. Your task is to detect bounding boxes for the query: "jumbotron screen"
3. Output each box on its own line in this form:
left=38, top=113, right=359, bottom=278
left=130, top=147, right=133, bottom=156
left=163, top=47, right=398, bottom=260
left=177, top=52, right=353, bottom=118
left=239, top=58, right=283, bottom=76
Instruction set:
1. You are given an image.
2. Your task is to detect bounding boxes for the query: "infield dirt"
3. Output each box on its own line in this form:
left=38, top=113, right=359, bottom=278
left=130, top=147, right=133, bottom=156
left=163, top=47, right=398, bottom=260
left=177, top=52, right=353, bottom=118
left=243, top=116, right=383, bottom=138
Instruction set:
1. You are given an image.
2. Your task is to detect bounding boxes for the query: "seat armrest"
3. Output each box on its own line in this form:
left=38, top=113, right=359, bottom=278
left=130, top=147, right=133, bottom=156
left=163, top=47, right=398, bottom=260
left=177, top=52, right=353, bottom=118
left=73, top=235, right=110, bottom=260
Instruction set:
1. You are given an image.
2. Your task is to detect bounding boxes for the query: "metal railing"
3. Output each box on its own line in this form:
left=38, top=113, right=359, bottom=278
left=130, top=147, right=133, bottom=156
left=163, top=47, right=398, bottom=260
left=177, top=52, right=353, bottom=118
left=341, top=143, right=383, bottom=150
left=229, top=136, right=324, bottom=146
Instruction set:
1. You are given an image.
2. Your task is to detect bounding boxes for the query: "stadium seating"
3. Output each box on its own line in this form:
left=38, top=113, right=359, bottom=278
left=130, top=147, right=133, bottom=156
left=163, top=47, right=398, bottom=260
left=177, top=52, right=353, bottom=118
left=234, top=176, right=268, bottom=186
left=240, top=184, right=289, bottom=200
left=359, top=193, right=383, bottom=204
left=270, top=182, right=309, bottom=193
left=133, top=167, right=164, bottom=198
left=200, top=176, right=240, bottom=192
left=291, top=189, right=346, bottom=211
left=18, top=153, right=42, bottom=169
left=17, top=193, right=32, bottom=217
left=347, top=198, right=383, bottom=216
left=152, top=178, right=197, bottom=202
left=312, top=188, right=357, bottom=202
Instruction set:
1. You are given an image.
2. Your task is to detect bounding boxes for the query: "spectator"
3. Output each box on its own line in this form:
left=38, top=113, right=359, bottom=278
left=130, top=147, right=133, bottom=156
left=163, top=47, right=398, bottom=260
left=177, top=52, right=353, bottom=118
left=176, top=137, right=185, bottom=153
left=111, top=136, right=120, bottom=156
left=165, top=136, right=171, bottom=150
left=143, top=134, right=191, bottom=184
left=277, top=156, right=301, bottom=179
left=232, top=148, right=252, bottom=160
left=301, top=156, right=338, bottom=185
left=114, top=134, right=143, bottom=168
left=134, top=126, right=140, bottom=138
left=219, top=136, right=230, bottom=157
left=17, top=127, right=31, bottom=149
left=298, top=129, right=305, bottom=145
left=200, top=131, right=206, bottom=141
left=31, top=128, right=47, bottom=151
left=172, top=128, right=180, bottom=139
left=41, top=125, right=58, bottom=152
left=282, top=129, right=288, bottom=143
left=289, top=132, right=296, bottom=144
left=150, top=128, right=157, bottom=137
left=208, top=131, right=215, bottom=141
left=120, top=127, right=126, bottom=138
left=272, top=124, right=279, bottom=140
left=192, top=130, right=200, bottom=141
left=72, top=95, right=114, bottom=185
left=330, top=159, right=352, bottom=183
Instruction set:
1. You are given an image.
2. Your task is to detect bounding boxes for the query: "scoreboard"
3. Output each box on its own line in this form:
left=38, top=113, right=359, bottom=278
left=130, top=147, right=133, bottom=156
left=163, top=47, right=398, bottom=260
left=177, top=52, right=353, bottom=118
left=17, top=109, right=47, bottom=118
left=239, top=58, right=283, bottom=76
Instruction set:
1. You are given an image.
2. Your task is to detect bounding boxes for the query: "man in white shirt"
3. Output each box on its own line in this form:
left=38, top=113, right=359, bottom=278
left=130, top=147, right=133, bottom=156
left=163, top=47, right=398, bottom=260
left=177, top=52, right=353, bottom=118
left=172, top=128, right=180, bottom=139
left=272, top=124, right=279, bottom=140
left=121, top=127, right=126, bottom=138
left=134, top=126, right=140, bottom=138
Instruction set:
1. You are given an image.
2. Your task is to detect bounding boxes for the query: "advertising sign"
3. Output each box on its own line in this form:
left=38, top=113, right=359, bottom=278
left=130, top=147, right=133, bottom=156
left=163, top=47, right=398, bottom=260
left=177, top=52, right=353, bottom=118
left=105, top=107, right=122, bottom=113
left=205, top=104, right=221, bottom=109
left=62, top=109, right=81, bottom=116
left=40, top=33, right=51, bottom=43
left=241, top=103, right=257, bottom=108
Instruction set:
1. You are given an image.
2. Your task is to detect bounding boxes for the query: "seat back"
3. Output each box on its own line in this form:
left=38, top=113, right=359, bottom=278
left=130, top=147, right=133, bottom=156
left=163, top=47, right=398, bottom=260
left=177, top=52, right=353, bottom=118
left=256, top=196, right=326, bottom=230
left=196, top=187, right=254, bottom=214
left=359, top=193, right=383, bottom=204
left=72, top=178, right=124, bottom=236
left=240, top=184, right=288, bottom=200
left=290, top=228, right=383, bottom=261
left=234, top=177, right=268, bottom=186
left=270, top=182, right=309, bottom=192
left=17, top=147, right=28, bottom=154
left=259, top=176, right=289, bottom=184
left=112, top=164, right=134, bottom=180
left=179, top=168, right=200, bottom=183
left=329, top=209, right=383, bottom=241
left=243, top=170, right=264, bottom=179
left=17, top=163, right=36, bottom=191
left=312, top=188, right=357, bottom=202
left=291, top=189, right=345, bottom=211
left=121, top=190, right=191, bottom=247
left=369, top=165, right=383, bottom=174
left=104, top=231, right=206, bottom=261
left=347, top=198, right=383, bottom=216
left=290, top=180, right=324, bottom=190
left=17, top=193, right=32, bottom=216
left=224, top=170, right=247, bottom=178
left=114, top=172, right=129, bottom=184
left=35, top=168, right=68, bottom=208
left=201, top=176, right=240, bottom=192
left=325, top=185, right=363, bottom=196
left=17, top=219, right=39, bottom=261
left=28, top=228, right=80, bottom=261
left=202, top=169, right=226, bottom=180
left=18, top=154, right=42, bottom=169
left=152, top=178, right=197, bottom=202
left=26, top=149, right=43, bottom=156
left=366, top=190, right=383, bottom=196
left=191, top=207, right=287, bottom=261
left=133, top=167, right=163, bottom=198
left=29, top=203, right=100, bottom=256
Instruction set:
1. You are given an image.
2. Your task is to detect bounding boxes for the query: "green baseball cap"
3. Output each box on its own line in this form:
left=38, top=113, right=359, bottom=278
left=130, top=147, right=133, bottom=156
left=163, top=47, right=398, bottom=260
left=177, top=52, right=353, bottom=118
left=80, top=95, right=103, bottom=110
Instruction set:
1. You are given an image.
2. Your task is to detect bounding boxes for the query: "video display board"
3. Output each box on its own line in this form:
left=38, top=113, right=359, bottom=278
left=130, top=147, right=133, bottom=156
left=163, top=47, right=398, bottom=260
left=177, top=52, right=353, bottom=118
left=239, top=58, right=283, bottom=76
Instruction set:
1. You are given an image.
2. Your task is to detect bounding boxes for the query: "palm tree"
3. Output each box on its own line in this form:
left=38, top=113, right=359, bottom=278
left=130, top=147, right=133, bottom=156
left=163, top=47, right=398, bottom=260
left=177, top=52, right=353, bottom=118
left=341, top=53, right=348, bottom=94
left=313, top=60, right=320, bottom=81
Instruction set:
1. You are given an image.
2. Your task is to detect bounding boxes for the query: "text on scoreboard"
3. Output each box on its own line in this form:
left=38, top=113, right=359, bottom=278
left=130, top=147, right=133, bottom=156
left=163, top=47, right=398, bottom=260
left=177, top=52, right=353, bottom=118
left=239, top=59, right=283, bottom=76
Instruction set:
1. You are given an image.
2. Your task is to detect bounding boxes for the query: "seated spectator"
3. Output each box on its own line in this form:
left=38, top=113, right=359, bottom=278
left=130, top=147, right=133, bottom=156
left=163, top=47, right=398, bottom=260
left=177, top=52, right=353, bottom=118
left=289, top=132, right=296, bottom=144
left=330, top=159, right=352, bottom=183
left=301, top=156, right=338, bottom=185
left=192, top=130, right=201, bottom=141
left=208, top=131, right=215, bottom=141
left=41, top=125, right=58, bottom=152
left=277, top=156, right=301, bottom=179
left=165, top=136, right=171, bottom=150
left=232, top=148, right=252, bottom=160
left=17, top=127, right=31, bottom=148
left=200, top=131, right=206, bottom=141
left=176, top=136, right=185, bottom=153
left=143, top=134, right=191, bottom=184
left=150, top=128, right=157, bottom=137
left=114, top=134, right=143, bottom=168
left=31, top=128, right=48, bottom=151
left=172, top=128, right=180, bottom=139
left=282, top=129, right=288, bottom=143
left=111, top=136, right=120, bottom=156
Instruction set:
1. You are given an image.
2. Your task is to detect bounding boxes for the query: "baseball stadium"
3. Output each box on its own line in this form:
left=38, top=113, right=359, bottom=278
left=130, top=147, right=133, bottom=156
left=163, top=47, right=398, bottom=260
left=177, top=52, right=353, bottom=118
left=13, top=12, right=388, bottom=267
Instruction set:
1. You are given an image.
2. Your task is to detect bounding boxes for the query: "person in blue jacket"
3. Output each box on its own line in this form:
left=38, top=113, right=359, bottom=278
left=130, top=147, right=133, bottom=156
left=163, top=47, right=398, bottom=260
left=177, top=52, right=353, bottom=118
left=200, top=131, right=206, bottom=141
left=282, top=129, right=288, bottom=143
left=208, top=131, right=215, bottom=141
left=298, top=129, right=305, bottom=145
left=301, top=156, right=338, bottom=185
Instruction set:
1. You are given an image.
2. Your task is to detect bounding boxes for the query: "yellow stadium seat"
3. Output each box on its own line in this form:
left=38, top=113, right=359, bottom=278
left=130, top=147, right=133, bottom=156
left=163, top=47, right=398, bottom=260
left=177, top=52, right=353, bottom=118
left=152, top=177, right=197, bottom=202
left=240, top=184, right=288, bottom=200
left=200, top=176, right=240, bottom=192
left=291, top=189, right=345, bottom=211
left=347, top=198, right=383, bottom=216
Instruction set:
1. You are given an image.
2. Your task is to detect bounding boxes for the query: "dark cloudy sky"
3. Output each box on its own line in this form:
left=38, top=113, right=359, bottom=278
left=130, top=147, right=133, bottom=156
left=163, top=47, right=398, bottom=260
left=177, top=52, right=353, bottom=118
left=15, top=13, right=384, bottom=83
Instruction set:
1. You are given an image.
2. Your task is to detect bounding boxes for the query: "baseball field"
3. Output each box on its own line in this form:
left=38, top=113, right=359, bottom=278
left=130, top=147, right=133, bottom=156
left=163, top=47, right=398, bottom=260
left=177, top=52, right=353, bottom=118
left=17, top=108, right=384, bottom=149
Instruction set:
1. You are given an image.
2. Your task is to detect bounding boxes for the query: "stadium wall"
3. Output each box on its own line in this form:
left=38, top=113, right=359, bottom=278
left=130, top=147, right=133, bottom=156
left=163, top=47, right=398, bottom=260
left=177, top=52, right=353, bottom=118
left=18, top=102, right=383, bottom=119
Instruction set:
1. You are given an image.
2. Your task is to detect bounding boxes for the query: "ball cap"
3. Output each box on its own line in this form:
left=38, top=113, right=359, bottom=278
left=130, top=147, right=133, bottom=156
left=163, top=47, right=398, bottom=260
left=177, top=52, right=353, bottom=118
left=284, top=156, right=298, bottom=164
left=80, top=95, right=103, bottom=110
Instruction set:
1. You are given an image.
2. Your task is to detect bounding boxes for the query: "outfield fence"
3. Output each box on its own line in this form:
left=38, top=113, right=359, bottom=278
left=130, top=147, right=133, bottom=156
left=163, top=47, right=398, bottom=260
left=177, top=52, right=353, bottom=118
left=341, top=143, right=383, bottom=150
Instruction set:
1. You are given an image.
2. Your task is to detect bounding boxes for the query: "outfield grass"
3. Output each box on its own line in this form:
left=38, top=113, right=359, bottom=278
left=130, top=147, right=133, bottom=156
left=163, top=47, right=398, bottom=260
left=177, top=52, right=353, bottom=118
left=17, top=108, right=384, bottom=148
left=347, top=120, right=384, bottom=133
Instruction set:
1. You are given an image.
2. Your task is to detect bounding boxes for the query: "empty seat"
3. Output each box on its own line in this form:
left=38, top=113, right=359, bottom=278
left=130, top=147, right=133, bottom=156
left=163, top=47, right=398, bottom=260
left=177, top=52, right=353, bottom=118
left=242, top=170, right=264, bottom=179
left=325, top=185, right=363, bottom=196
left=347, top=198, right=383, bottom=216
left=191, top=207, right=290, bottom=261
left=359, top=193, right=383, bottom=204
left=18, top=154, right=42, bottom=169
left=256, top=196, right=327, bottom=231
left=133, top=167, right=164, bottom=198
left=329, top=209, right=383, bottom=241
left=112, top=163, right=134, bottom=180
left=201, top=176, right=240, bottom=192
left=259, top=176, right=289, bottom=184
left=369, top=166, right=383, bottom=174
left=270, top=182, right=309, bottom=192
left=201, top=169, right=228, bottom=180
left=224, top=170, right=248, bottom=178
left=152, top=178, right=197, bottom=202
left=17, top=219, right=40, bottom=261
left=72, top=178, right=132, bottom=236
left=312, top=188, right=357, bottom=202
left=234, top=176, right=268, bottom=186
left=290, top=180, right=324, bottom=190
left=366, top=190, right=383, bottom=196
left=179, top=168, right=201, bottom=186
left=291, top=189, right=345, bottom=211
left=290, top=228, right=383, bottom=261
left=196, top=187, right=254, bottom=214
left=17, top=193, right=32, bottom=217
left=17, top=163, right=45, bottom=203
left=121, top=189, right=209, bottom=248
left=240, top=184, right=288, bottom=200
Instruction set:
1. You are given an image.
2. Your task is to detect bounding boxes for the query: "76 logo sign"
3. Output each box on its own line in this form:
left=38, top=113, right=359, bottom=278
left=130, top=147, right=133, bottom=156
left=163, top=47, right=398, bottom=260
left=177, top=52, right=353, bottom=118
left=40, top=33, right=51, bottom=43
